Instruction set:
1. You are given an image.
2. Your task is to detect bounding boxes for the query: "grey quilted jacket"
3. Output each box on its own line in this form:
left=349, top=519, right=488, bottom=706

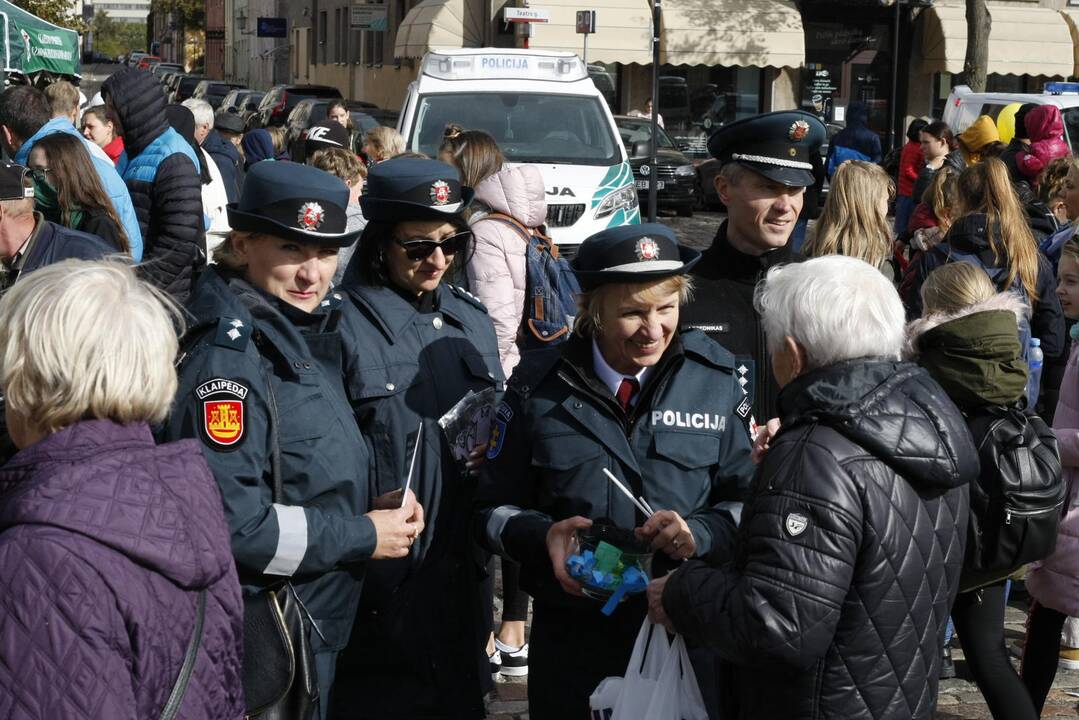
left=663, top=359, right=978, bottom=719
left=0, top=420, right=245, bottom=719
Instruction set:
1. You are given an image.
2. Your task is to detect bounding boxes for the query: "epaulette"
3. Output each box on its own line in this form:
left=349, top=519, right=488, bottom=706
left=318, top=290, right=345, bottom=312
left=448, top=285, right=489, bottom=314
left=507, top=345, right=563, bottom=398
left=680, top=328, right=735, bottom=371
left=211, top=316, right=253, bottom=351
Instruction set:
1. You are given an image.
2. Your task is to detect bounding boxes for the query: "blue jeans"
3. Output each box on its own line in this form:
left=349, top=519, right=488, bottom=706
left=894, top=195, right=915, bottom=237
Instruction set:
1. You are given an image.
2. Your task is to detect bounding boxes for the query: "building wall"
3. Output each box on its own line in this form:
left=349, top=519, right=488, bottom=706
left=95, top=0, right=151, bottom=24
left=228, top=0, right=289, bottom=89
left=206, top=0, right=226, bottom=79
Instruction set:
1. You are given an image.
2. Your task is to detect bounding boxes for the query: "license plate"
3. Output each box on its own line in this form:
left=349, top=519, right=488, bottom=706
left=636, top=180, right=665, bottom=190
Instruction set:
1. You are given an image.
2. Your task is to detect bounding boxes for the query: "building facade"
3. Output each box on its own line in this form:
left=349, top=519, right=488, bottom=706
left=93, top=0, right=152, bottom=23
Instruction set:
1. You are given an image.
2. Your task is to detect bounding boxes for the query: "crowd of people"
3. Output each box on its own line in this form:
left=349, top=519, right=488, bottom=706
left=0, top=64, right=1072, bottom=720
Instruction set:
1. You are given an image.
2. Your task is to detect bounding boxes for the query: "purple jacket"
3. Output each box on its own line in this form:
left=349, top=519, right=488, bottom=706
left=0, top=420, right=245, bottom=719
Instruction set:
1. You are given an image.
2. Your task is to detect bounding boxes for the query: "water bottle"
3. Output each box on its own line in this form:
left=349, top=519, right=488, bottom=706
left=1027, top=337, right=1044, bottom=410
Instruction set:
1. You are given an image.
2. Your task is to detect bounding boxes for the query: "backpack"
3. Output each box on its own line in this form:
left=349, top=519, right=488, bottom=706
left=964, top=405, right=1065, bottom=573
left=481, top=212, right=582, bottom=349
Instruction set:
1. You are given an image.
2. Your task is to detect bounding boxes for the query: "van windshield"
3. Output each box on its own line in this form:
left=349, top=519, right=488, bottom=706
left=411, top=92, right=620, bottom=166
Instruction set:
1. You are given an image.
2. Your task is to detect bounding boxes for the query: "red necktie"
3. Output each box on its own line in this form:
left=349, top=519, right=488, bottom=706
left=616, top=378, right=639, bottom=412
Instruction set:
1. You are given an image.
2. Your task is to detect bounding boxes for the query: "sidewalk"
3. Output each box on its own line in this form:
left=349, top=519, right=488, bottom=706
left=484, top=600, right=1079, bottom=719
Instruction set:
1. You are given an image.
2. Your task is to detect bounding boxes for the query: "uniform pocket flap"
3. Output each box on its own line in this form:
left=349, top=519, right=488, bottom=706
left=652, top=430, right=720, bottom=470
left=348, top=362, right=420, bottom=400
left=462, top=353, right=499, bottom=384
left=531, top=434, right=605, bottom=470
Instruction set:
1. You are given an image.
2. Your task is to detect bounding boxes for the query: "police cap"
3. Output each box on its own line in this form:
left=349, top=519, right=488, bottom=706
left=571, top=223, right=699, bottom=291
left=361, top=157, right=474, bottom=223
left=227, top=161, right=361, bottom=247
left=708, top=110, right=826, bottom=187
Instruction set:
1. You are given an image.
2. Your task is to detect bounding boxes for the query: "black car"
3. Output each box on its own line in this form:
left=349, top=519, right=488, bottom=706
left=193, top=80, right=246, bottom=110
left=169, top=75, right=207, bottom=104
left=250, top=84, right=343, bottom=131
left=220, top=89, right=255, bottom=114
left=615, top=115, right=696, bottom=217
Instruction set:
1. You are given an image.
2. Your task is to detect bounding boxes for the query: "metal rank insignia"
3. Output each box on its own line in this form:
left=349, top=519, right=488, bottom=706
left=195, top=378, right=249, bottom=450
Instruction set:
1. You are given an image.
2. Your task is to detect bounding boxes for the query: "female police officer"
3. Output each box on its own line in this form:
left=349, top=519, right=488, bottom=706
left=477, top=224, right=755, bottom=719
left=161, top=161, right=422, bottom=719
left=332, top=158, right=504, bottom=719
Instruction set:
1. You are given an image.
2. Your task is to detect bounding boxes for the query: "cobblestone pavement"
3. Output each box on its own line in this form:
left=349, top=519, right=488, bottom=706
left=487, top=213, right=1079, bottom=719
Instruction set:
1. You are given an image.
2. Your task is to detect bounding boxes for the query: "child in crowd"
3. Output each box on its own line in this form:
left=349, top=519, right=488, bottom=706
left=309, top=146, right=368, bottom=285
left=1040, top=157, right=1079, bottom=273
left=1018, top=105, right=1070, bottom=185
left=363, top=126, right=405, bottom=165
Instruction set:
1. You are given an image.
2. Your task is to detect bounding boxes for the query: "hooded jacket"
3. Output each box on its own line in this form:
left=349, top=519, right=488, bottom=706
left=826, top=102, right=882, bottom=165
left=1026, top=338, right=1079, bottom=616
left=102, top=68, right=205, bottom=303
left=959, top=115, right=1000, bottom=165
left=466, top=164, right=548, bottom=378
left=241, top=129, right=277, bottom=170
left=202, top=130, right=241, bottom=203
left=14, top=116, right=143, bottom=261
left=1017, top=105, right=1069, bottom=183
left=662, top=360, right=977, bottom=720
left=0, top=420, right=245, bottom=719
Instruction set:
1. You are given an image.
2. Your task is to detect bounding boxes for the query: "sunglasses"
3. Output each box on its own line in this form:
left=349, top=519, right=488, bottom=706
left=395, top=231, right=471, bottom=261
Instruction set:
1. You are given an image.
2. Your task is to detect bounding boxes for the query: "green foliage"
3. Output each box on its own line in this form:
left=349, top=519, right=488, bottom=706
left=11, top=0, right=86, bottom=32
left=150, top=0, right=204, bottom=28
left=91, top=12, right=147, bottom=60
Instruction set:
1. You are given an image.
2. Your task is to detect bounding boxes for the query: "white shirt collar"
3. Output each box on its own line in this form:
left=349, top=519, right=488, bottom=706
left=591, top=338, right=651, bottom=400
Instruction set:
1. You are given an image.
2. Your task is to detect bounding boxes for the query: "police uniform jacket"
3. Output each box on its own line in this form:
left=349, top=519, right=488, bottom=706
left=680, top=221, right=804, bottom=430
left=333, top=281, right=503, bottom=720
left=478, top=329, right=754, bottom=717
left=162, top=266, right=376, bottom=655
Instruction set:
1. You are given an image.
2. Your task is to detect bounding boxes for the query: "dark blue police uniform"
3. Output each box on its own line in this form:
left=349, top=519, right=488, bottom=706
left=330, top=159, right=505, bottom=720
left=477, top=225, right=755, bottom=719
left=161, top=162, right=371, bottom=718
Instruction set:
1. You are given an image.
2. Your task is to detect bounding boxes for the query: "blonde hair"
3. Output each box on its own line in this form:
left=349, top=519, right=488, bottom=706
left=574, top=275, right=693, bottom=337
left=920, top=261, right=996, bottom=315
left=311, top=147, right=366, bottom=186
left=957, top=158, right=1041, bottom=302
left=44, top=80, right=79, bottom=117
left=212, top=230, right=256, bottom=271
left=805, top=160, right=894, bottom=269
left=364, top=126, right=405, bottom=162
left=1061, top=234, right=1079, bottom=270
left=267, top=125, right=288, bottom=154
left=0, top=259, right=183, bottom=433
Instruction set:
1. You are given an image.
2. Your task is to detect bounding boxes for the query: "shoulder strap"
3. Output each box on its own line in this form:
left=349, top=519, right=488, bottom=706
left=483, top=212, right=560, bottom=258
left=158, top=589, right=207, bottom=720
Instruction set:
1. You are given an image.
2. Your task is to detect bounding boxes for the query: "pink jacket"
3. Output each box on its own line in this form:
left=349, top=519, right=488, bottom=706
left=466, top=165, right=548, bottom=378
left=1017, top=105, right=1069, bottom=183
left=1026, top=345, right=1079, bottom=616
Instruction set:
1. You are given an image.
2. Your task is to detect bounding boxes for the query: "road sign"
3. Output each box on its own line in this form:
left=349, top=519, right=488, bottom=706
left=256, top=17, right=287, bottom=38
left=504, top=8, right=550, bottom=23
left=351, top=4, right=389, bottom=30
left=576, top=10, right=596, bottom=34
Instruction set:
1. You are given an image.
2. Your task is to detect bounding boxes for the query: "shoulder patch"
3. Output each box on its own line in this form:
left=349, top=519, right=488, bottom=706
left=212, top=317, right=252, bottom=351
left=486, top=401, right=514, bottom=459
left=196, top=378, right=248, bottom=450
left=449, top=285, right=489, bottom=314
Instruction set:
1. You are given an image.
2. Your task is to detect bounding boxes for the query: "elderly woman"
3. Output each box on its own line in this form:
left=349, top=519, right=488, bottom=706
left=0, top=260, right=244, bottom=716
left=650, top=255, right=979, bottom=720
left=160, top=161, right=422, bottom=719
left=478, top=223, right=754, bottom=719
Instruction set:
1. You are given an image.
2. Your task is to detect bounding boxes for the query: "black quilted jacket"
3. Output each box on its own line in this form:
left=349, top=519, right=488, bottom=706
left=663, top=359, right=978, bottom=720
left=102, top=69, right=205, bottom=303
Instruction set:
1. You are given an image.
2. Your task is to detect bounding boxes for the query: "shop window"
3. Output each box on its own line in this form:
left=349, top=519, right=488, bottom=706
left=650, top=64, right=762, bottom=157
left=802, top=20, right=893, bottom=137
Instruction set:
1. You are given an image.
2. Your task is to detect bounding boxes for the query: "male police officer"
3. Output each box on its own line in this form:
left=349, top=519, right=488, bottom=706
left=681, top=111, right=826, bottom=436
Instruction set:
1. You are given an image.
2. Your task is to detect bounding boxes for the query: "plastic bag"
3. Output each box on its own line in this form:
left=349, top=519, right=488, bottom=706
left=587, top=620, right=671, bottom=720
left=643, top=633, right=709, bottom=720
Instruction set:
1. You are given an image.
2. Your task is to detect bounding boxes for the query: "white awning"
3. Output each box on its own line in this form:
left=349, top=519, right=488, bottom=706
left=921, top=2, right=1073, bottom=77
left=660, top=0, right=804, bottom=68
left=394, top=0, right=485, bottom=59
left=526, top=0, right=653, bottom=65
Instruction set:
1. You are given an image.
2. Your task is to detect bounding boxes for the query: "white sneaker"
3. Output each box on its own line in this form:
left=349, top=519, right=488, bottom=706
left=495, top=639, right=528, bottom=677
left=488, top=649, right=502, bottom=677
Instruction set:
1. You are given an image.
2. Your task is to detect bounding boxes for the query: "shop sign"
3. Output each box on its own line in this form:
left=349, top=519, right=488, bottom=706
left=351, top=4, right=389, bottom=30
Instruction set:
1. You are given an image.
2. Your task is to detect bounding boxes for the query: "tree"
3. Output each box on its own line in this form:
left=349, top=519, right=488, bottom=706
left=91, top=12, right=147, bottom=60
left=151, top=0, right=204, bottom=30
left=958, top=0, right=991, bottom=92
left=11, top=0, right=86, bottom=32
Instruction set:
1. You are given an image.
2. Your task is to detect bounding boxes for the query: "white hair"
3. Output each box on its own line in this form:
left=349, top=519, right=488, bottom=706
left=0, top=259, right=184, bottom=432
left=182, top=98, right=214, bottom=128
left=754, top=255, right=905, bottom=369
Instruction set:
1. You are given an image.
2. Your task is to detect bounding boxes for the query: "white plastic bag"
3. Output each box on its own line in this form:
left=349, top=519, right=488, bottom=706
left=588, top=620, right=672, bottom=720
left=643, top=633, right=709, bottom=720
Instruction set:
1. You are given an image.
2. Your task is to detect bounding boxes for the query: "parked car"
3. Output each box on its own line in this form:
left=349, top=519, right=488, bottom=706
left=137, top=56, right=161, bottom=71
left=250, top=84, right=343, bottom=130
left=615, top=115, right=696, bottom=217
left=219, top=89, right=257, bottom=114
left=127, top=52, right=148, bottom=68
left=238, top=92, right=265, bottom=128
left=192, top=80, right=246, bottom=110
left=153, top=62, right=184, bottom=77
left=170, top=75, right=207, bottom=104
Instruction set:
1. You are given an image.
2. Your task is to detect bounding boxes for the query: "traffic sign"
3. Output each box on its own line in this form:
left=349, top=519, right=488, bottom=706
left=504, top=8, right=550, bottom=23
left=576, top=10, right=596, bottom=34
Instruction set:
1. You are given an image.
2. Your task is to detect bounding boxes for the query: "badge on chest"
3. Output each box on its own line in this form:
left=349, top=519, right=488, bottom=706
left=196, top=378, right=249, bottom=450
left=650, top=410, right=726, bottom=432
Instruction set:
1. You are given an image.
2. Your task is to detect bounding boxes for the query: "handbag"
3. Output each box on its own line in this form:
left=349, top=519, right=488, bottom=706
left=242, top=373, right=319, bottom=719
left=158, top=590, right=207, bottom=720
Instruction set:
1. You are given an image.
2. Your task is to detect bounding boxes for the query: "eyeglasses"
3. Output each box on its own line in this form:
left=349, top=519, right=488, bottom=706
left=395, top=231, right=471, bottom=261
left=27, top=168, right=50, bottom=183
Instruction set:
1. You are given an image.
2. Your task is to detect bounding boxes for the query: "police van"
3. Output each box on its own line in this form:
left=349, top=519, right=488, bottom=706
left=944, top=82, right=1079, bottom=152
left=398, top=48, right=639, bottom=255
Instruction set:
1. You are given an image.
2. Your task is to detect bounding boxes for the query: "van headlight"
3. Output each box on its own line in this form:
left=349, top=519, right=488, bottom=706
left=595, top=184, right=639, bottom=219
left=675, top=164, right=695, bottom=177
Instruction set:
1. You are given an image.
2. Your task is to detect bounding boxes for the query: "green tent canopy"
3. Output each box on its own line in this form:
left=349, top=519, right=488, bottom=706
left=0, top=0, right=79, bottom=78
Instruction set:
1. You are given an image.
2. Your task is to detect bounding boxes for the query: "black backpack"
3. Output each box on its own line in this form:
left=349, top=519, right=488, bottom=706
left=965, top=405, right=1066, bottom=573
